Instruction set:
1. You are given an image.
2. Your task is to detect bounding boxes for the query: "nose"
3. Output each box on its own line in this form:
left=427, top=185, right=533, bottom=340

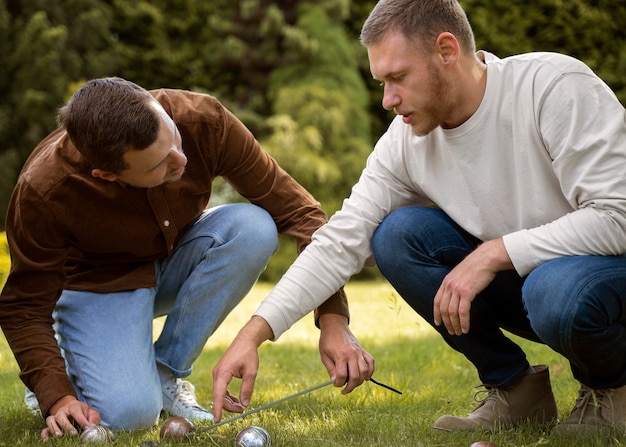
left=171, top=148, right=187, bottom=167
left=382, top=86, right=400, bottom=111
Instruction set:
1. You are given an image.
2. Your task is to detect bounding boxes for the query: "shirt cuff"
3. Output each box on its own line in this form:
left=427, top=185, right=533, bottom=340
left=313, top=288, right=350, bottom=329
left=502, top=230, right=536, bottom=277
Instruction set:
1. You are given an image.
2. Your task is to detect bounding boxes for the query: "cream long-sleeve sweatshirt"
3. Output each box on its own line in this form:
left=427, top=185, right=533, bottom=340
left=256, top=51, right=626, bottom=339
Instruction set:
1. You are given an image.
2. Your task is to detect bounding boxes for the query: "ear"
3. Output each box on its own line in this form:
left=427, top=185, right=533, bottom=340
left=434, top=32, right=460, bottom=65
left=91, top=169, right=118, bottom=182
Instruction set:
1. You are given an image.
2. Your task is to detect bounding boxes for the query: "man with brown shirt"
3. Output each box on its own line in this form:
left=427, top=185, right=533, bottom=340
left=0, top=77, right=374, bottom=440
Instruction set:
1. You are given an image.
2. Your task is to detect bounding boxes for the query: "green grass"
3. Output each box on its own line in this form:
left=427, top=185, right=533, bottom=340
left=1, top=281, right=625, bottom=446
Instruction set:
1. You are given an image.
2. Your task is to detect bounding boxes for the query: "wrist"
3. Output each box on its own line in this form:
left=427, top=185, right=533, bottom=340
left=318, top=313, right=349, bottom=330
left=479, top=238, right=514, bottom=271
left=239, top=316, right=274, bottom=346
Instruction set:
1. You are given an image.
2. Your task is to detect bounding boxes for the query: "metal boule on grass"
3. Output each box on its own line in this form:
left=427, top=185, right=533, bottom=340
left=79, top=425, right=116, bottom=444
left=160, top=416, right=196, bottom=440
left=234, top=426, right=272, bottom=447
left=469, top=442, right=498, bottom=447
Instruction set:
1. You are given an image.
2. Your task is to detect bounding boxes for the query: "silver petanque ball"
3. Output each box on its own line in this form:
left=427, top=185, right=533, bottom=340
left=234, top=426, right=272, bottom=447
left=79, top=425, right=116, bottom=444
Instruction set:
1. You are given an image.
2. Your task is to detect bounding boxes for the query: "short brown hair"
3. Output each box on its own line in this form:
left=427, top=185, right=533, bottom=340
left=360, top=0, right=475, bottom=54
left=57, top=77, right=160, bottom=174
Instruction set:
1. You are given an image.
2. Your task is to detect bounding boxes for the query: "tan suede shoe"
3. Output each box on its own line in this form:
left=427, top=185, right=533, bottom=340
left=553, top=384, right=626, bottom=436
left=433, top=365, right=558, bottom=432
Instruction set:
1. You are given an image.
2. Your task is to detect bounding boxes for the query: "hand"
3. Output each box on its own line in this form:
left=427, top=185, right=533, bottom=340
left=433, top=238, right=513, bottom=335
left=40, top=395, right=101, bottom=441
left=318, top=314, right=374, bottom=394
left=212, top=316, right=274, bottom=422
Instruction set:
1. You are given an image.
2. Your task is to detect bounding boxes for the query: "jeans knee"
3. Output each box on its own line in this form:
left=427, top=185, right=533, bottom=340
left=97, top=391, right=161, bottom=430
left=522, top=258, right=610, bottom=348
left=200, top=204, right=278, bottom=269
left=371, top=218, right=392, bottom=269
left=372, top=208, right=413, bottom=270
left=231, top=205, right=278, bottom=252
left=523, top=275, right=566, bottom=344
left=372, top=207, right=448, bottom=274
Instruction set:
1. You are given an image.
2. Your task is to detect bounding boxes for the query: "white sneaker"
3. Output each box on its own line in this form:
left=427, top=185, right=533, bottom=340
left=162, top=378, right=214, bottom=422
left=24, top=389, right=41, bottom=416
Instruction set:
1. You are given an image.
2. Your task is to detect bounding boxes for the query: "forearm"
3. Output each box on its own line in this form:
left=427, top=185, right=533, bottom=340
left=503, top=207, right=626, bottom=276
left=476, top=238, right=514, bottom=272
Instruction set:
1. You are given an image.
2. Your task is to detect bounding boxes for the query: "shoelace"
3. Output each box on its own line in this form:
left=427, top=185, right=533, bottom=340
left=570, top=386, right=613, bottom=423
left=167, top=380, right=205, bottom=410
left=473, top=385, right=511, bottom=409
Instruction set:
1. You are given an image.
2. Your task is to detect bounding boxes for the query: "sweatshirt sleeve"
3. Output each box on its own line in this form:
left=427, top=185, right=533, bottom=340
left=254, top=129, right=427, bottom=339
left=503, top=71, right=626, bottom=275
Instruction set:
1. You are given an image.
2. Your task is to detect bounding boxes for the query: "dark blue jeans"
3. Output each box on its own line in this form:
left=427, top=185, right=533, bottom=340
left=371, top=206, right=626, bottom=389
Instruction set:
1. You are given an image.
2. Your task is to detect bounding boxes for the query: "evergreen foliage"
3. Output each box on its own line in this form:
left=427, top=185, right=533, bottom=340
left=0, top=0, right=624, bottom=278
left=464, top=0, right=626, bottom=101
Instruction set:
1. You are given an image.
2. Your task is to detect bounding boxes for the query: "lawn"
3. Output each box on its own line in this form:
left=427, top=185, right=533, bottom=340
left=1, top=281, right=624, bottom=446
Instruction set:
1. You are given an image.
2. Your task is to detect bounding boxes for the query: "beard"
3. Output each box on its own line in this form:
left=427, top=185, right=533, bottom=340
left=410, top=64, right=454, bottom=137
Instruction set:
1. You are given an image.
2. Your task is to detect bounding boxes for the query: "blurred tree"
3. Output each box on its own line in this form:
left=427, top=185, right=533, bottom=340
left=463, top=0, right=626, bottom=104
left=265, top=3, right=371, bottom=213
left=343, top=0, right=394, bottom=142
left=1, top=0, right=624, bottom=278
left=258, top=2, right=375, bottom=279
left=0, top=0, right=115, bottom=226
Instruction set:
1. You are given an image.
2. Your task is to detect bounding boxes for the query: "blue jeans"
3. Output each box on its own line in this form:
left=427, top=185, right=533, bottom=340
left=371, top=206, right=626, bottom=389
left=53, top=204, right=278, bottom=429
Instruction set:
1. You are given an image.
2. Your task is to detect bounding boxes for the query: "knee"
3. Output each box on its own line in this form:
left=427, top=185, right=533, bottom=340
left=231, top=204, right=278, bottom=255
left=372, top=207, right=441, bottom=271
left=236, top=205, right=278, bottom=250
left=97, top=390, right=161, bottom=430
left=372, top=208, right=413, bottom=266
left=522, top=260, right=587, bottom=347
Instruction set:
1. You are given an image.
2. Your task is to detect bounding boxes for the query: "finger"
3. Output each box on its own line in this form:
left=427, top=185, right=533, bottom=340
left=86, top=408, right=101, bottom=427
left=343, top=354, right=371, bottom=394
left=433, top=288, right=443, bottom=326
left=223, top=391, right=245, bottom=413
left=41, top=427, right=53, bottom=442
left=343, top=361, right=359, bottom=394
left=459, top=297, right=472, bottom=334
left=71, top=403, right=100, bottom=430
left=238, top=368, right=257, bottom=410
left=56, top=414, right=79, bottom=436
left=364, top=351, right=376, bottom=379
left=439, top=296, right=453, bottom=335
left=331, top=360, right=348, bottom=390
left=44, top=417, right=64, bottom=438
left=446, top=294, right=463, bottom=336
left=320, top=353, right=337, bottom=384
left=211, top=371, right=231, bottom=422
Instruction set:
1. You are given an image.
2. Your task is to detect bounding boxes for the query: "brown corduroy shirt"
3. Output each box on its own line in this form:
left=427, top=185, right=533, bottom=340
left=0, top=89, right=349, bottom=417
